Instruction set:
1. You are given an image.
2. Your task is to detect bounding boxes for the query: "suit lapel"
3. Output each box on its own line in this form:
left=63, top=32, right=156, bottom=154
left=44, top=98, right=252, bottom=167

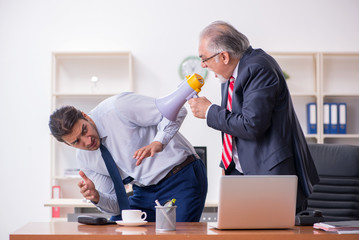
left=221, top=81, right=230, bottom=108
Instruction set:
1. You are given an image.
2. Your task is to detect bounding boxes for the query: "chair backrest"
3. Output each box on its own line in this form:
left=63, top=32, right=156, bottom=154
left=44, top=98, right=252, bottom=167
left=194, top=146, right=207, bottom=171
left=307, top=143, right=359, bottom=221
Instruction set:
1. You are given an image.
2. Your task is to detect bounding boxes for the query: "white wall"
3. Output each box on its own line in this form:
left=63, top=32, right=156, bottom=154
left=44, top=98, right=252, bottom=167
left=1, top=0, right=358, bottom=239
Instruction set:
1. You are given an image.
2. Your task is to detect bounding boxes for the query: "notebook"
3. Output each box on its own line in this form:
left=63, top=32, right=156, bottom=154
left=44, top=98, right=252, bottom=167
left=210, top=175, right=298, bottom=229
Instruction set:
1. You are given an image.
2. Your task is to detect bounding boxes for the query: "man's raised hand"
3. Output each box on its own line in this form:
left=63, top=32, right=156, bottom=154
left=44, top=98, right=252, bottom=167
left=78, top=170, right=99, bottom=204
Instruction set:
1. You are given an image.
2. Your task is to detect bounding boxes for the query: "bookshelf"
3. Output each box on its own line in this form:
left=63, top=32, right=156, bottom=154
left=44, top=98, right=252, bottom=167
left=322, top=53, right=359, bottom=145
left=269, top=52, right=359, bottom=145
left=50, top=51, right=133, bottom=218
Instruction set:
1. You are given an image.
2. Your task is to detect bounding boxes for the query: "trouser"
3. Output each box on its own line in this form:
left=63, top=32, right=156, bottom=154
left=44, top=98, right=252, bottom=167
left=128, top=158, right=208, bottom=222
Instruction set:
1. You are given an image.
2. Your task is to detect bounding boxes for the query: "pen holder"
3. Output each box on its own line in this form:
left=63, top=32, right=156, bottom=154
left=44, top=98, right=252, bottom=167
left=155, top=205, right=177, bottom=231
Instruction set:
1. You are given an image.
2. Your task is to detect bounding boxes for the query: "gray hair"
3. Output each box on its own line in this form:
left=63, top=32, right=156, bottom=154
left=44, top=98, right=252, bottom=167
left=200, top=21, right=250, bottom=59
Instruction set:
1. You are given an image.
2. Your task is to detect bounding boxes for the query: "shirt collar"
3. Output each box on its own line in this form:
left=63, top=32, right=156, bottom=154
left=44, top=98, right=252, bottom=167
left=89, top=113, right=108, bottom=141
left=231, top=60, right=240, bottom=80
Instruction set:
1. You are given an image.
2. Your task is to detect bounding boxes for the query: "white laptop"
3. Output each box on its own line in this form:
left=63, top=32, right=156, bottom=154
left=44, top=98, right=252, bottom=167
left=210, top=175, right=297, bottom=229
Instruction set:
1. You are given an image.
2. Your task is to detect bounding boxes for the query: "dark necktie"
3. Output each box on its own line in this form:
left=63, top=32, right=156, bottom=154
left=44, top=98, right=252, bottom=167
left=100, top=143, right=130, bottom=210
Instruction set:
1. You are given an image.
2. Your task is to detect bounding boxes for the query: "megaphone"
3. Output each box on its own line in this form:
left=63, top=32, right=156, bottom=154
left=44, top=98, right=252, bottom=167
left=155, top=73, right=205, bottom=121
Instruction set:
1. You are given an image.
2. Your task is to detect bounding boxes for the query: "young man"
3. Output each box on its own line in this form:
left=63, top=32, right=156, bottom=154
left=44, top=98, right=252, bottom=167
left=188, top=21, right=319, bottom=213
left=49, top=92, right=207, bottom=221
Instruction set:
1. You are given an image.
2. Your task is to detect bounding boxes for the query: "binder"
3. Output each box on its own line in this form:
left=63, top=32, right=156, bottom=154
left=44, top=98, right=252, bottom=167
left=330, top=103, right=338, bottom=134
left=52, top=186, right=61, bottom=218
left=338, top=103, right=347, bottom=134
left=323, top=103, right=330, bottom=134
left=306, top=102, right=317, bottom=134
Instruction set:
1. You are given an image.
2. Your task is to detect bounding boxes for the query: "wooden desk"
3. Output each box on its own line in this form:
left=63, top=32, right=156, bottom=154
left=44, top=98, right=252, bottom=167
left=44, top=199, right=218, bottom=208
left=10, top=222, right=358, bottom=240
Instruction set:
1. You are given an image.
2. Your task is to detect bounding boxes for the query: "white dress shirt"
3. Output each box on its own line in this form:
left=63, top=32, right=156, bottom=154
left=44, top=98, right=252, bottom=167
left=77, top=92, right=196, bottom=214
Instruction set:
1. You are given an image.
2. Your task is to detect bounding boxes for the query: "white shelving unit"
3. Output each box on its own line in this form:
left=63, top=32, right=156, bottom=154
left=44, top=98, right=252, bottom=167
left=322, top=53, right=359, bottom=145
left=49, top=52, right=133, bottom=218
left=270, top=52, right=359, bottom=145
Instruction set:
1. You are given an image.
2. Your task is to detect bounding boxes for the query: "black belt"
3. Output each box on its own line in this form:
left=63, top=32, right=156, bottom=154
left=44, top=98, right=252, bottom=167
left=162, top=155, right=196, bottom=181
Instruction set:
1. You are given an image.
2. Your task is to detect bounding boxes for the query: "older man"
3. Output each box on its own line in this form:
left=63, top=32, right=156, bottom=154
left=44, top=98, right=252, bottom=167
left=188, top=21, right=319, bottom=213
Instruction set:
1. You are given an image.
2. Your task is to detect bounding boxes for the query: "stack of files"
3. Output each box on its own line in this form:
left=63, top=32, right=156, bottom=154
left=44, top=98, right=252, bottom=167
left=323, top=102, right=347, bottom=134
left=314, top=220, right=359, bottom=234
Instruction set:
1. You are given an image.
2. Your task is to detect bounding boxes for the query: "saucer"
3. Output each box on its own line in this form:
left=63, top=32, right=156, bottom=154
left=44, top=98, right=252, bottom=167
left=116, top=220, right=148, bottom=227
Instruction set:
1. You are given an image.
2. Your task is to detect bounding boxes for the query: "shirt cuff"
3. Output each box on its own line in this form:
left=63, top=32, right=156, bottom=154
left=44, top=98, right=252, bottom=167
left=95, top=191, right=106, bottom=207
left=153, top=130, right=168, bottom=145
left=92, top=191, right=120, bottom=215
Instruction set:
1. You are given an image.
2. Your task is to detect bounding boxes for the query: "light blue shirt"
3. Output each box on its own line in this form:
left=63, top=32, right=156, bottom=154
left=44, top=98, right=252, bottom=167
left=77, top=92, right=197, bottom=214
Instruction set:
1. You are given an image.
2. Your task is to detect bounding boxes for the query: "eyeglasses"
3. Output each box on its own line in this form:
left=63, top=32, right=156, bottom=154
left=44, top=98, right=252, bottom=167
left=201, top=52, right=221, bottom=63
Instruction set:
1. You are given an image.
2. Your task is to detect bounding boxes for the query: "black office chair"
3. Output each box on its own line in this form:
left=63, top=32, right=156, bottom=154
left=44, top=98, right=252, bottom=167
left=306, top=143, right=359, bottom=221
left=194, top=146, right=207, bottom=171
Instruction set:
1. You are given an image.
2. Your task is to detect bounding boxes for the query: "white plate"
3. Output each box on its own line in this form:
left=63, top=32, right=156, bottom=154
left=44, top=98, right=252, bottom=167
left=116, top=220, right=148, bottom=227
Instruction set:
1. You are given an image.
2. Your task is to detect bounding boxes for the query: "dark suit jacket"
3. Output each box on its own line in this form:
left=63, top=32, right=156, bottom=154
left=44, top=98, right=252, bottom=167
left=207, top=46, right=319, bottom=197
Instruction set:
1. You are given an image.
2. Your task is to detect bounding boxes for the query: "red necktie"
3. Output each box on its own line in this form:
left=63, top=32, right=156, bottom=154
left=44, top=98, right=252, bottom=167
left=222, top=76, right=235, bottom=169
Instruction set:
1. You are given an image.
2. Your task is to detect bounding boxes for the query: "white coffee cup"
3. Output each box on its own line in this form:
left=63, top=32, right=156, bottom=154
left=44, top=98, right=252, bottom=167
left=122, top=209, right=147, bottom=222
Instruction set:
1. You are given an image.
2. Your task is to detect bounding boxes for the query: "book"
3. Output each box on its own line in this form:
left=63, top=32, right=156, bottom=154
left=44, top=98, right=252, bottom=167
left=314, top=220, right=359, bottom=232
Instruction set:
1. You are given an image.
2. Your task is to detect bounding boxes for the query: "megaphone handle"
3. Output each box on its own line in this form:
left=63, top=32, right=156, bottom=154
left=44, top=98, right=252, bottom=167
left=186, top=91, right=198, bottom=100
